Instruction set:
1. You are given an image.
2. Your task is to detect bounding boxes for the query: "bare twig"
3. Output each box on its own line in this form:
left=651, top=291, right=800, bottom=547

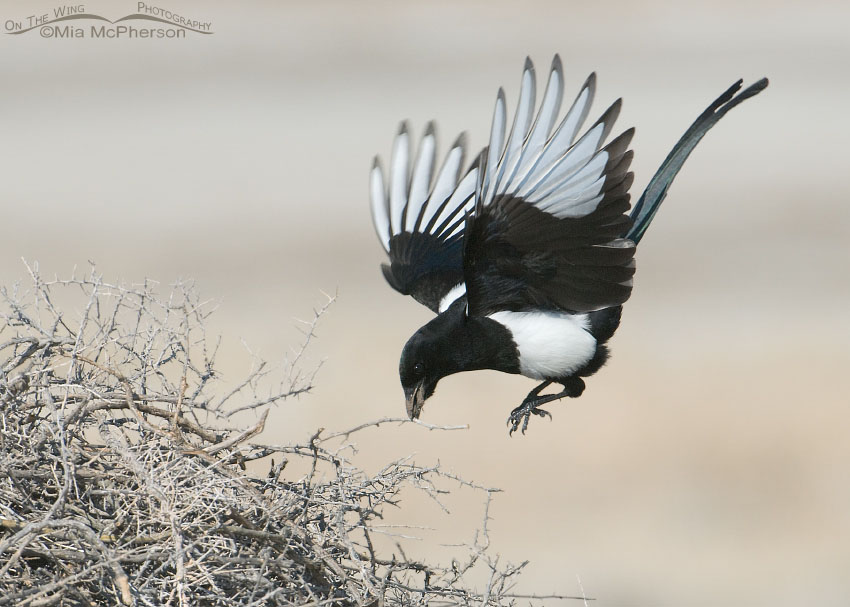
left=0, top=265, right=584, bottom=606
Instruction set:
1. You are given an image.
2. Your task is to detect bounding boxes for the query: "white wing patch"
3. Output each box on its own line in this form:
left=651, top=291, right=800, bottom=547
left=477, top=55, right=619, bottom=220
left=370, top=122, right=477, bottom=250
left=489, top=310, right=596, bottom=380
left=438, top=282, right=466, bottom=313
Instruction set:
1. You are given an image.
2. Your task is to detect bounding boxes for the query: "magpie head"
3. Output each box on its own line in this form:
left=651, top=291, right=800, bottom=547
left=399, top=332, right=441, bottom=419
left=399, top=301, right=471, bottom=419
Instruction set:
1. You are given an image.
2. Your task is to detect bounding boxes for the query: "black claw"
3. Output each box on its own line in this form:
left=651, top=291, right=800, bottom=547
left=507, top=399, right=552, bottom=436
left=506, top=380, right=580, bottom=435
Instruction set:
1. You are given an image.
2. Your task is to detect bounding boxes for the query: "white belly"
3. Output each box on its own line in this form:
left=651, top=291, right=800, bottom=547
left=488, top=310, right=597, bottom=380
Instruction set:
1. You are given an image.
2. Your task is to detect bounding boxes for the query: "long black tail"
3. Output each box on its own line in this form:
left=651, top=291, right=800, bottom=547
left=627, top=77, right=769, bottom=244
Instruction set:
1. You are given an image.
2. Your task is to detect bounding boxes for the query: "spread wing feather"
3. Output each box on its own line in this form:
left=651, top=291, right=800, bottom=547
left=465, top=56, right=637, bottom=316
left=370, top=122, right=479, bottom=313
left=371, top=54, right=768, bottom=320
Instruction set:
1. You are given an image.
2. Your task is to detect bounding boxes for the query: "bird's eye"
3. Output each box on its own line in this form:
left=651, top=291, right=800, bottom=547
left=413, top=363, right=424, bottom=376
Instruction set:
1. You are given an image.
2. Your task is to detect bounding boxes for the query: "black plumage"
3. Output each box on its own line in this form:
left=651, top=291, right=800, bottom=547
left=369, top=55, right=768, bottom=433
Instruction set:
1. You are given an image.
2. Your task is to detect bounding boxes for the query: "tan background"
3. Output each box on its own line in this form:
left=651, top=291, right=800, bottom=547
left=1, top=0, right=848, bottom=604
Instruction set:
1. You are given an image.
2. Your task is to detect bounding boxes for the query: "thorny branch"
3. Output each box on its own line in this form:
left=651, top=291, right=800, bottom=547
left=0, top=262, right=587, bottom=606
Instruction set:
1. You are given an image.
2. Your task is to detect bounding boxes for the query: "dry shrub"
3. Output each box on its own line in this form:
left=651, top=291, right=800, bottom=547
left=0, top=263, right=584, bottom=606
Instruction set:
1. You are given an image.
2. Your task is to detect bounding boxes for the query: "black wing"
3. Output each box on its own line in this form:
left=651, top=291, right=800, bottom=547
left=370, top=122, right=479, bottom=313
left=464, top=56, right=636, bottom=316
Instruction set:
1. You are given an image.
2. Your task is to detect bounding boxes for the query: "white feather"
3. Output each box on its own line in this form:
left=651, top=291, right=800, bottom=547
left=375, top=125, right=473, bottom=243
left=489, top=310, right=596, bottom=380
left=389, top=126, right=410, bottom=233
left=477, top=59, right=618, bottom=223
left=480, top=89, right=506, bottom=207
left=369, top=160, right=390, bottom=251
left=438, top=283, right=467, bottom=313
left=420, top=138, right=464, bottom=229
left=511, top=56, right=564, bottom=190
left=521, top=122, right=605, bottom=200
left=432, top=168, right=477, bottom=235
left=406, top=126, right=436, bottom=230
left=551, top=80, right=595, bottom=149
left=513, top=80, right=595, bottom=195
left=494, top=59, right=536, bottom=196
left=543, top=191, right=604, bottom=219
left=531, top=149, right=608, bottom=204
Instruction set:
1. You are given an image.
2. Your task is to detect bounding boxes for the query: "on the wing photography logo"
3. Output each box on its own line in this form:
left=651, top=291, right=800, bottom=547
left=4, top=3, right=213, bottom=39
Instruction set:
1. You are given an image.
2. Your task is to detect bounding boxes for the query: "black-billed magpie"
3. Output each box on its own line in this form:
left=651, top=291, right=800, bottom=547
left=369, top=56, right=767, bottom=434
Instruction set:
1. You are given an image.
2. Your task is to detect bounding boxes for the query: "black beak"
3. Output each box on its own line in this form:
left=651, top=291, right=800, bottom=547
left=404, top=382, right=426, bottom=419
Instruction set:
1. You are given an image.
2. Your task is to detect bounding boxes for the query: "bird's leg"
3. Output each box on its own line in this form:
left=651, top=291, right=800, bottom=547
left=508, top=380, right=554, bottom=435
left=508, top=377, right=586, bottom=435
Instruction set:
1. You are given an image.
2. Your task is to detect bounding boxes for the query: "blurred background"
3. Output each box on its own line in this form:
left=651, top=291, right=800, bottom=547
left=1, top=0, right=848, bottom=603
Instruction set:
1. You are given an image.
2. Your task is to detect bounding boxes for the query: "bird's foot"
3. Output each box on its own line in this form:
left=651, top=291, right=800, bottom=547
left=507, top=397, right=552, bottom=435
left=506, top=378, right=585, bottom=436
